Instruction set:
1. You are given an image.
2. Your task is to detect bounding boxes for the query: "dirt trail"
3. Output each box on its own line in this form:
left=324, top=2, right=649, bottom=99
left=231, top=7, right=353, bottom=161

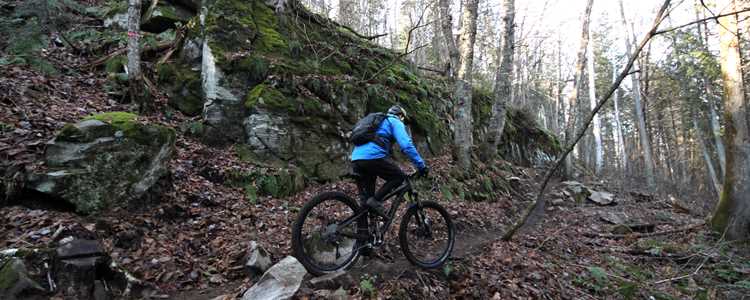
left=173, top=225, right=508, bottom=300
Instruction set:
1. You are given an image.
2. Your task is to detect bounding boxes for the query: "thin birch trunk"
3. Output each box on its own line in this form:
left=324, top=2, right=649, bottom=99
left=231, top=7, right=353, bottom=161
left=619, top=0, right=655, bottom=188
left=611, top=60, right=628, bottom=171
left=694, top=118, right=722, bottom=197
left=127, top=0, right=144, bottom=107
left=587, top=23, right=603, bottom=173
left=697, top=6, right=727, bottom=178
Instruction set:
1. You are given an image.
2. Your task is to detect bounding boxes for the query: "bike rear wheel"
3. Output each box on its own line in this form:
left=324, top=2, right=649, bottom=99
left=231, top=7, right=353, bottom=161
left=292, top=191, right=363, bottom=276
left=398, top=201, right=455, bottom=269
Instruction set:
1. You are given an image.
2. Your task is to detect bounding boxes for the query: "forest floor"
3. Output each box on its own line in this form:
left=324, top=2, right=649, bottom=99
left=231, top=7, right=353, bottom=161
left=2, top=24, right=750, bottom=300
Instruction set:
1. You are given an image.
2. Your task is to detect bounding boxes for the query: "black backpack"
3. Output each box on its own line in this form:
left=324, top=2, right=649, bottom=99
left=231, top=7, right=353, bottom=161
left=350, top=113, right=388, bottom=148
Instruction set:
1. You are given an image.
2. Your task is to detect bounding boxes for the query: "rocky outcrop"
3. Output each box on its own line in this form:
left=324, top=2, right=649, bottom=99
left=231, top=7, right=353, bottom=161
left=154, top=0, right=560, bottom=184
left=27, top=112, right=175, bottom=214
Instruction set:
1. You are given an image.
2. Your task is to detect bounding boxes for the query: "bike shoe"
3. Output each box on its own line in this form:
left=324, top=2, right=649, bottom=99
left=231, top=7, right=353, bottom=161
left=365, top=197, right=388, bottom=218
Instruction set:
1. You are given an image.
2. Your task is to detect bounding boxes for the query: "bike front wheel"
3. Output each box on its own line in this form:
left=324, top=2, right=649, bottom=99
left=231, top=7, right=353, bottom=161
left=292, top=191, right=363, bottom=276
left=398, top=201, right=455, bottom=269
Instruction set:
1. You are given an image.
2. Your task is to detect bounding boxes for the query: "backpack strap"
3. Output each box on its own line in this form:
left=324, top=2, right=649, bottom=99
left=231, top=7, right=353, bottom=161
left=373, top=117, right=394, bottom=153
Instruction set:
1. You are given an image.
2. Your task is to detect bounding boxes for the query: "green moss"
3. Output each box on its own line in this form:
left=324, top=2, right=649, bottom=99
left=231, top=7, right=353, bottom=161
left=0, top=259, right=20, bottom=290
left=83, top=112, right=175, bottom=146
left=244, top=184, right=258, bottom=203
left=158, top=63, right=204, bottom=115
left=85, top=112, right=138, bottom=132
left=252, top=2, right=287, bottom=53
left=711, top=183, right=732, bottom=232
left=245, top=84, right=291, bottom=110
left=233, top=56, right=269, bottom=84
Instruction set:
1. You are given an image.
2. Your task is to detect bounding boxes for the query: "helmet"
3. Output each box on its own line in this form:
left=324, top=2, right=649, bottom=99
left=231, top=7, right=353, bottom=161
left=387, top=105, right=407, bottom=120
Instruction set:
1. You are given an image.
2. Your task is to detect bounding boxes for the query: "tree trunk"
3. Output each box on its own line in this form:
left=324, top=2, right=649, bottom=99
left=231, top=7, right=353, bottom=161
left=611, top=59, right=628, bottom=171
left=438, top=0, right=459, bottom=77
left=563, top=0, right=594, bottom=178
left=694, top=118, right=722, bottom=198
left=587, top=23, right=603, bottom=173
left=711, top=0, right=750, bottom=240
left=483, top=0, right=514, bottom=160
left=430, top=3, right=447, bottom=69
left=127, top=0, right=146, bottom=109
left=697, top=6, right=728, bottom=178
left=452, top=0, right=479, bottom=169
left=619, top=0, right=656, bottom=188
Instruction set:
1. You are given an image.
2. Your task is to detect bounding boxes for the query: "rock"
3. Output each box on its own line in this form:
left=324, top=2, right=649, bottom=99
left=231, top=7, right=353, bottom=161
left=550, top=198, right=565, bottom=206
left=103, top=13, right=128, bottom=30
left=599, top=212, right=655, bottom=234
left=0, top=258, right=44, bottom=300
left=27, top=113, right=176, bottom=214
left=245, top=241, right=272, bottom=276
left=526, top=271, right=544, bottom=281
left=560, top=181, right=591, bottom=203
left=93, top=280, right=110, bottom=300
left=54, top=239, right=110, bottom=299
left=158, top=63, right=204, bottom=116
left=56, top=239, right=104, bottom=259
left=588, top=191, right=615, bottom=206
left=329, top=287, right=349, bottom=300
left=241, top=256, right=307, bottom=300
left=170, top=0, right=201, bottom=11
left=611, top=223, right=655, bottom=234
left=57, top=256, right=108, bottom=298
left=141, top=1, right=194, bottom=33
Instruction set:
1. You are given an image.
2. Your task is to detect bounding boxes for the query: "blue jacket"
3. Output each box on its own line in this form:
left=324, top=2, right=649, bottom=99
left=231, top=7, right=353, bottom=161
left=351, top=114, right=426, bottom=169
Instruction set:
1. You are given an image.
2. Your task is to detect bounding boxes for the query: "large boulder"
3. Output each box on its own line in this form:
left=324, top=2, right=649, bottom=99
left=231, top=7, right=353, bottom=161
left=28, top=112, right=175, bottom=214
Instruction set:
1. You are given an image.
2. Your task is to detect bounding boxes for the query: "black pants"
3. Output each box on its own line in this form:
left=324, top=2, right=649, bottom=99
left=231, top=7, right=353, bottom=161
left=351, top=158, right=406, bottom=204
left=352, top=158, right=405, bottom=242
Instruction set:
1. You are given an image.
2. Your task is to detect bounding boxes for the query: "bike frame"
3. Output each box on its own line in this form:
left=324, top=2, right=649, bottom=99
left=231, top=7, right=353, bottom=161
left=336, top=175, right=420, bottom=241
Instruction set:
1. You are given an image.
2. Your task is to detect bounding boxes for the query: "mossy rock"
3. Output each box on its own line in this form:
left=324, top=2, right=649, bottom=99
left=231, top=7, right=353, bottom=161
left=29, top=113, right=176, bottom=214
left=141, top=1, right=194, bottom=33
left=226, top=167, right=306, bottom=198
left=158, top=63, right=204, bottom=116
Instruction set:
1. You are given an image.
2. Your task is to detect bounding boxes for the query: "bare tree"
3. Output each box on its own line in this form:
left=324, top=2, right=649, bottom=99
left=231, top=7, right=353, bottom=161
left=563, top=0, right=594, bottom=178
left=711, top=0, right=750, bottom=240
left=611, top=58, right=628, bottom=171
left=483, top=0, right=515, bottom=160
left=438, top=0, right=459, bottom=77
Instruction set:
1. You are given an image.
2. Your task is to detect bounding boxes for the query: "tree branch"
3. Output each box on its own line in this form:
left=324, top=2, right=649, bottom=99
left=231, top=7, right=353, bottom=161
left=417, top=65, right=446, bottom=75
left=654, top=7, right=750, bottom=35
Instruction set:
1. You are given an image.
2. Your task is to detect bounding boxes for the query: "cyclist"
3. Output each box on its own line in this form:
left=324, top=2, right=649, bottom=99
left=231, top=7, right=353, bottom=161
left=350, top=105, right=429, bottom=218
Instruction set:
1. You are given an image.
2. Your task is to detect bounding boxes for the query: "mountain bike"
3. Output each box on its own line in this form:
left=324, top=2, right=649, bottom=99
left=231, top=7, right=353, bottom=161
left=291, top=173, right=455, bottom=276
